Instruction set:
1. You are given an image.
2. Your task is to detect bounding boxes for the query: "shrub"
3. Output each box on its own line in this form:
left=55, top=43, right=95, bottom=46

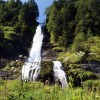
left=3, top=26, right=15, bottom=39
left=83, top=80, right=100, bottom=91
left=71, top=32, right=86, bottom=52
left=39, top=61, right=53, bottom=82
left=57, top=51, right=85, bottom=64
left=66, top=63, right=97, bottom=86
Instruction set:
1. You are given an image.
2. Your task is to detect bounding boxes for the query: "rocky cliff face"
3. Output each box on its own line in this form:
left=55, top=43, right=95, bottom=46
left=41, top=44, right=58, bottom=61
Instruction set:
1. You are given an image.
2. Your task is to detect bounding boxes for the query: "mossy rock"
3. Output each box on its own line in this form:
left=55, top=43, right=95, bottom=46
left=10, top=61, right=17, bottom=67
left=16, top=61, right=24, bottom=67
left=10, top=67, right=15, bottom=72
left=5, top=63, right=10, bottom=68
left=39, top=61, right=54, bottom=83
left=40, top=61, right=53, bottom=76
left=3, top=63, right=10, bottom=71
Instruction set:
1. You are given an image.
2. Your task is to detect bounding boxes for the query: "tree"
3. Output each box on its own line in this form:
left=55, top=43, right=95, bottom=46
left=0, top=0, right=39, bottom=57
left=75, top=0, right=100, bottom=35
left=46, top=0, right=76, bottom=50
left=46, top=0, right=100, bottom=52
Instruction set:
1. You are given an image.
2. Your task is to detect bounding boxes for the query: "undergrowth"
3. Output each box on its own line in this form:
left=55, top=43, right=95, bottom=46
left=0, top=79, right=100, bottom=100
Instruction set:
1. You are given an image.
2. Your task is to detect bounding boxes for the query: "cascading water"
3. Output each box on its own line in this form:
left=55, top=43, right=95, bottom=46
left=28, top=25, right=43, bottom=63
left=21, top=24, right=68, bottom=88
left=22, top=25, right=43, bottom=81
left=53, top=61, right=68, bottom=88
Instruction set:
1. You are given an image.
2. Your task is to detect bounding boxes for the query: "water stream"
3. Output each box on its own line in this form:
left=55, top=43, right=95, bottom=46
left=22, top=25, right=43, bottom=81
left=53, top=61, right=68, bottom=88
left=21, top=25, right=68, bottom=87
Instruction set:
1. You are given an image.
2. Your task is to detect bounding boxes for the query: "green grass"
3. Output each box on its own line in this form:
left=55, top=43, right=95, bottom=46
left=0, top=79, right=100, bottom=100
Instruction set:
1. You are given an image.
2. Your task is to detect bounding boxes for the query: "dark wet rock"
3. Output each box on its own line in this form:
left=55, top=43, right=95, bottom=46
left=0, top=70, right=11, bottom=79
left=0, top=58, right=9, bottom=68
left=81, top=63, right=100, bottom=73
left=41, top=44, right=59, bottom=61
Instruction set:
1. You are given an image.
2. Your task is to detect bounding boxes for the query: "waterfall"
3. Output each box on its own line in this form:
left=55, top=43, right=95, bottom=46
left=53, top=61, right=68, bottom=88
left=28, top=25, right=43, bottom=63
left=22, top=25, right=43, bottom=81
left=21, top=25, right=68, bottom=88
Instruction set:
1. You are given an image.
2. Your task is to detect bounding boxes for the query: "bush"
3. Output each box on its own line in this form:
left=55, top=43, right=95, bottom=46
left=65, top=63, right=97, bottom=86
left=57, top=51, right=85, bottom=64
left=87, top=36, right=100, bottom=61
left=83, top=80, right=100, bottom=91
left=39, top=61, right=53, bottom=82
left=0, top=80, right=99, bottom=100
left=72, top=32, right=86, bottom=52
left=3, top=26, right=15, bottom=39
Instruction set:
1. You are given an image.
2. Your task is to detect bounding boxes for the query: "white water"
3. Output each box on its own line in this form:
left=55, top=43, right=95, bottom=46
left=21, top=25, right=67, bottom=88
left=28, top=25, right=43, bottom=63
left=53, top=61, right=68, bottom=88
left=22, top=25, right=43, bottom=81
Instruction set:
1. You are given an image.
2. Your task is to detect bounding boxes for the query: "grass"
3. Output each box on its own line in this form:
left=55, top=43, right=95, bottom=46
left=0, top=79, right=100, bottom=100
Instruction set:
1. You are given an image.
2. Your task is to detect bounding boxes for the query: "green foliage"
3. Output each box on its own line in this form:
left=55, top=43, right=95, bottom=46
left=46, top=0, right=100, bottom=62
left=68, top=68, right=96, bottom=80
left=57, top=51, right=85, bottom=63
left=0, top=80, right=100, bottom=100
left=75, top=0, right=100, bottom=35
left=72, top=32, right=86, bottom=52
left=87, top=36, right=100, bottom=60
left=39, top=61, right=53, bottom=80
left=64, top=63, right=97, bottom=87
left=80, top=36, right=100, bottom=61
left=0, top=25, right=4, bottom=39
left=57, top=50, right=97, bottom=86
left=0, top=0, right=39, bottom=57
left=46, top=0, right=76, bottom=48
left=65, top=63, right=97, bottom=86
left=83, top=80, right=100, bottom=91
left=3, top=26, right=15, bottom=39
left=0, top=25, right=4, bottom=48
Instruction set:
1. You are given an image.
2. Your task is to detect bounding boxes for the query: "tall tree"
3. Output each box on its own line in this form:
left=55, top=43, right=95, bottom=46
left=75, top=0, right=100, bottom=35
left=46, top=0, right=76, bottom=50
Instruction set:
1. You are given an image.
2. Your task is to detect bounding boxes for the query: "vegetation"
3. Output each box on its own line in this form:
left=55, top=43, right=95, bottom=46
left=0, top=0, right=100, bottom=99
left=45, top=0, right=100, bottom=85
left=1, top=60, right=97, bottom=87
left=0, top=0, right=39, bottom=58
left=0, top=79, right=100, bottom=100
left=39, top=61, right=53, bottom=82
left=46, top=0, right=100, bottom=60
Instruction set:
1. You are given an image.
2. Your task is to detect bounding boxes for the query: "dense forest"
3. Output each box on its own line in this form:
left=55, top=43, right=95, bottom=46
left=0, top=0, right=100, bottom=62
left=0, top=0, right=39, bottom=58
left=46, top=0, right=100, bottom=63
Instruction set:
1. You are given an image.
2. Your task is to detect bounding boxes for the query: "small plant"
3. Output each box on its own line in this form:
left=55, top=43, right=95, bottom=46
left=0, top=80, right=100, bottom=100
